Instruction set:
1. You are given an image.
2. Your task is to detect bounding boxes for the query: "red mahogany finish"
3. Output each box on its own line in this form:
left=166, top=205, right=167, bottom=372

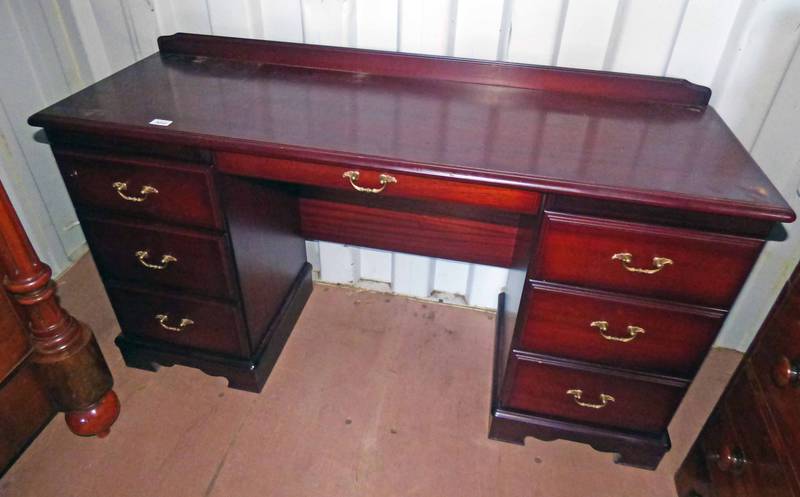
left=535, top=212, right=763, bottom=308
left=0, top=282, right=55, bottom=475
left=107, top=285, right=248, bottom=357
left=55, top=150, right=223, bottom=229
left=27, top=34, right=795, bottom=471
left=64, top=390, right=120, bottom=438
left=299, top=198, right=519, bottom=267
left=675, top=264, right=800, bottom=497
left=0, top=177, right=118, bottom=440
left=519, top=282, right=724, bottom=377
left=216, top=153, right=542, bottom=214
left=81, top=216, right=238, bottom=300
left=30, top=36, right=793, bottom=223
left=158, top=33, right=711, bottom=105
left=504, top=353, right=686, bottom=433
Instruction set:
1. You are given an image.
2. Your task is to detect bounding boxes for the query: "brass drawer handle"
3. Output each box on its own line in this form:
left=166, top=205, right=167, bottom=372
left=611, top=252, right=673, bottom=274
left=112, top=181, right=158, bottom=202
left=154, top=314, right=194, bottom=332
left=566, top=389, right=615, bottom=409
left=135, top=250, right=177, bottom=270
left=590, top=320, right=645, bottom=343
left=342, top=170, right=397, bottom=193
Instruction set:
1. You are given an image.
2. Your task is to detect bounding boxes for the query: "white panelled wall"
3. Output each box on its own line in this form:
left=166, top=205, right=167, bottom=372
left=2, top=0, right=800, bottom=347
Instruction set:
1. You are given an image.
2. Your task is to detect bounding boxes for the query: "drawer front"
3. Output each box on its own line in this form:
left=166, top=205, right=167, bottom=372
left=55, top=150, right=223, bottom=229
left=535, top=213, right=762, bottom=308
left=520, top=282, right=724, bottom=377
left=216, top=152, right=542, bottom=214
left=704, top=370, right=795, bottom=497
left=82, top=218, right=237, bottom=300
left=751, top=291, right=800, bottom=484
left=503, top=355, right=686, bottom=433
left=107, top=286, right=248, bottom=356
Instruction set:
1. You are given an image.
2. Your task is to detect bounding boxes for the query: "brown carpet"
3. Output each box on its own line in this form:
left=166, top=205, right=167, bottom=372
left=0, top=255, right=740, bottom=497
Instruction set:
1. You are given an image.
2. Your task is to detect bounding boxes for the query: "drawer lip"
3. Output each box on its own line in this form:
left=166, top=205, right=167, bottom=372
left=216, top=152, right=542, bottom=214
left=511, top=350, right=690, bottom=388
left=106, top=282, right=250, bottom=357
left=542, top=210, right=764, bottom=246
left=534, top=211, right=763, bottom=308
left=82, top=215, right=239, bottom=301
left=528, top=280, right=727, bottom=316
left=55, top=148, right=212, bottom=169
left=518, top=281, right=725, bottom=378
left=54, top=149, right=224, bottom=230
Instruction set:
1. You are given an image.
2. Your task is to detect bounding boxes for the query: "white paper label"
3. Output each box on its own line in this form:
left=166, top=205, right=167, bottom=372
left=148, top=118, right=173, bottom=126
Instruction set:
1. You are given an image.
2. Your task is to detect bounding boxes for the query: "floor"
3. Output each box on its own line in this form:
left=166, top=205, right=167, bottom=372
left=0, top=255, right=741, bottom=497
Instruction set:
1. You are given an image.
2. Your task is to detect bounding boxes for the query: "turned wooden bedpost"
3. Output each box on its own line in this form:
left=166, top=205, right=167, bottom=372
left=0, top=179, right=119, bottom=437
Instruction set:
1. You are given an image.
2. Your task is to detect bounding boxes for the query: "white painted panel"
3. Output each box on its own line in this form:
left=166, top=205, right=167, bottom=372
left=466, top=265, right=508, bottom=308
left=358, top=248, right=392, bottom=282
left=122, top=0, right=161, bottom=58
left=506, top=0, right=567, bottom=65
left=69, top=0, right=114, bottom=80
left=0, top=107, right=71, bottom=275
left=0, top=3, right=84, bottom=263
left=716, top=43, right=800, bottom=350
left=155, top=0, right=212, bottom=35
left=86, top=0, right=138, bottom=71
left=398, top=0, right=451, bottom=55
left=452, top=0, right=505, bottom=60
left=666, top=0, right=743, bottom=86
left=711, top=0, right=800, bottom=149
left=607, top=0, right=686, bottom=75
left=433, top=259, right=470, bottom=295
left=356, top=0, right=397, bottom=50
left=318, top=241, right=357, bottom=283
left=301, top=0, right=355, bottom=47
left=392, top=253, right=432, bottom=298
left=556, top=0, right=619, bottom=69
left=207, top=0, right=258, bottom=38
left=7, top=2, right=74, bottom=101
left=305, top=240, right=321, bottom=275
left=29, top=0, right=91, bottom=93
left=260, top=0, right=304, bottom=42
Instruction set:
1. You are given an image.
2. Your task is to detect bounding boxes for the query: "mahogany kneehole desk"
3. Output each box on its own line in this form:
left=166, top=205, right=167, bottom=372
left=29, top=33, right=795, bottom=470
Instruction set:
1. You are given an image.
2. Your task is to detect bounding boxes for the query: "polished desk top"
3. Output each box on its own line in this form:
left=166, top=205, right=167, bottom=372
left=30, top=33, right=793, bottom=222
left=25, top=35, right=796, bottom=468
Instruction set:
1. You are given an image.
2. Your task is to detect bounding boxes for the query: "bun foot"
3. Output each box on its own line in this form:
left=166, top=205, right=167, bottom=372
left=65, top=390, right=120, bottom=437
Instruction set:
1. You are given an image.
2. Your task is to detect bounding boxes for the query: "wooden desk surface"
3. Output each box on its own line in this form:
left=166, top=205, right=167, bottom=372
left=26, top=35, right=796, bottom=468
left=29, top=33, right=793, bottom=222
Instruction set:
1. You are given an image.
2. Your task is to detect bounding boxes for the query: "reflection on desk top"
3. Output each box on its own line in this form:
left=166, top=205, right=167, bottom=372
left=29, top=33, right=793, bottom=223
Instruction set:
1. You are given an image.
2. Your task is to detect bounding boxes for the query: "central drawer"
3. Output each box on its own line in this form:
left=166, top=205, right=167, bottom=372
left=504, top=354, right=686, bottom=433
left=215, top=152, right=542, bottom=214
left=519, top=282, right=724, bottom=377
left=534, top=212, right=762, bottom=308
left=81, top=217, right=238, bottom=300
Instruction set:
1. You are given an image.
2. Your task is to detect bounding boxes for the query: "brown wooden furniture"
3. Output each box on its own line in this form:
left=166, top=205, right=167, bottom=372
left=28, top=33, right=794, bottom=470
left=675, top=263, right=800, bottom=496
left=0, top=177, right=120, bottom=475
left=0, top=277, right=54, bottom=476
